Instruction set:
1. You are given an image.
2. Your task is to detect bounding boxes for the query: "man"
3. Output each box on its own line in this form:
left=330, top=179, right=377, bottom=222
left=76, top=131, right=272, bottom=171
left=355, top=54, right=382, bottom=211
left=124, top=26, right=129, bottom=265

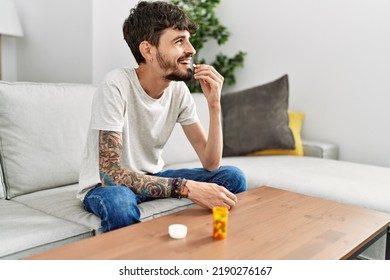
left=78, top=1, right=246, bottom=232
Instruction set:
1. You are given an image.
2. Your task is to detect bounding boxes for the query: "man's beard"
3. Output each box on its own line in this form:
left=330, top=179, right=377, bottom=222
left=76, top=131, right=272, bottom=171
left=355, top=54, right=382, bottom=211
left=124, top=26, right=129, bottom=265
left=156, top=51, right=193, bottom=81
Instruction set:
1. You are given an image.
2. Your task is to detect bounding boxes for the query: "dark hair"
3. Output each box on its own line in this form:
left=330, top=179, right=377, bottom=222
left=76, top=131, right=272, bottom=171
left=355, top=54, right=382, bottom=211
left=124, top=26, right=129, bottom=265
left=123, top=1, right=198, bottom=64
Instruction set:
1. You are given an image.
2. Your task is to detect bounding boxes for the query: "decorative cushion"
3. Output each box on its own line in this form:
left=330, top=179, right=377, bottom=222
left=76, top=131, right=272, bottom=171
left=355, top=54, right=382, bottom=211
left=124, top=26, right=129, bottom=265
left=221, top=75, right=295, bottom=157
left=0, top=81, right=96, bottom=198
left=248, top=112, right=305, bottom=156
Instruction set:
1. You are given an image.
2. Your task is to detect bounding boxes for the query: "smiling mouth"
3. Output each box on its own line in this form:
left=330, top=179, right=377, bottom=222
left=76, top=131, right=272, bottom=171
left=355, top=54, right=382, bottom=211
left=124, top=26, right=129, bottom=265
left=178, top=55, right=192, bottom=66
left=179, top=60, right=191, bottom=67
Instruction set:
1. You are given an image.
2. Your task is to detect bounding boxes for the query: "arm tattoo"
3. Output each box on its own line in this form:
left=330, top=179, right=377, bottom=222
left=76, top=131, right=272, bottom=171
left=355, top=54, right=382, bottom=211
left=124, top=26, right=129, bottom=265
left=98, top=130, right=172, bottom=198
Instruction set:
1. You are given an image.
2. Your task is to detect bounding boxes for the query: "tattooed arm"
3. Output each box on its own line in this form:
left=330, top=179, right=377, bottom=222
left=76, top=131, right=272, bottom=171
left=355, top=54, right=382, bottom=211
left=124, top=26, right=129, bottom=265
left=99, top=131, right=237, bottom=208
left=99, top=130, right=173, bottom=198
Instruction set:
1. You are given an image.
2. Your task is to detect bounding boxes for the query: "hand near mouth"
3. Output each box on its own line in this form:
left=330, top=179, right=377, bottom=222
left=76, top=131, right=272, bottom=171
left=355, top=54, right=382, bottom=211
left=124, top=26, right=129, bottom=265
left=193, top=64, right=224, bottom=106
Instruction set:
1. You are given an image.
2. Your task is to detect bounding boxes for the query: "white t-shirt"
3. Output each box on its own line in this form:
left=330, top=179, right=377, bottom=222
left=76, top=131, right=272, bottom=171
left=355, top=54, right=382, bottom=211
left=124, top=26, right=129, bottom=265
left=77, top=68, right=199, bottom=200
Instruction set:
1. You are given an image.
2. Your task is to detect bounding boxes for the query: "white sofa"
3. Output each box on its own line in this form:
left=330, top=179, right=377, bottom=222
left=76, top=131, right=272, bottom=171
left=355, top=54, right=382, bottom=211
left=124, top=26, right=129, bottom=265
left=0, top=81, right=389, bottom=260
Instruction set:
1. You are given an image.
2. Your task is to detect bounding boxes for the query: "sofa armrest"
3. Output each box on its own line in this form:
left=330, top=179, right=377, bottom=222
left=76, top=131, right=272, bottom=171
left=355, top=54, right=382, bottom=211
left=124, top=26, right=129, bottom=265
left=302, top=140, right=339, bottom=159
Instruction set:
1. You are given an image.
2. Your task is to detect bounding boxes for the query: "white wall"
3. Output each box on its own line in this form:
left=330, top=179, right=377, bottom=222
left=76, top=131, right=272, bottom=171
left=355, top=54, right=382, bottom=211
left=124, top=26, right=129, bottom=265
left=2, top=0, right=390, bottom=167
left=1, top=36, right=18, bottom=81
left=10, top=0, right=93, bottom=83
left=5, top=0, right=135, bottom=84
left=92, top=0, right=137, bottom=84
left=212, top=0, right=390, bottom=167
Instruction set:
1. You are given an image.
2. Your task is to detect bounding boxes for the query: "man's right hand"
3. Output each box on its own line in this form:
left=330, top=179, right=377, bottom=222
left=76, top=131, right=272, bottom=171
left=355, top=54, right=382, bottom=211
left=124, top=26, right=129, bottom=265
left=185, top=180, right=237, bottom=210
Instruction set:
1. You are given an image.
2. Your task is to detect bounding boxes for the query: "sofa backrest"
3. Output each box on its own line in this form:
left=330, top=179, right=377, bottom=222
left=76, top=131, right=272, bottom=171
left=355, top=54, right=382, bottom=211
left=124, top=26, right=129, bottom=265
left=0, top=161, right=4, bottom=199
left=0, top=81, right=96, bottom=199
left=162, top=93, right=209, bottom=166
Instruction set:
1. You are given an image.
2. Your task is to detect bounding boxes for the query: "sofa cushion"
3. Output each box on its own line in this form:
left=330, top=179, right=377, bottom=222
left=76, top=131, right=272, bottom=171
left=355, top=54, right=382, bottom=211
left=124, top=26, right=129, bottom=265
left=221, top=75, right=295, bottom=157
left=0, top=199, right=91, bottom=259
left=12, top=184, right=101, bottom=232
left=0, top=81, right=96, bottom=198
left=138, top=198, right=195, bottom=222
left=221, top=156, right=390, bottom=214
left=248, top=112, right=305, bottom=156
left=13, top=183, right=195, bottom=235
left=165, top=156, right=390, bottom=214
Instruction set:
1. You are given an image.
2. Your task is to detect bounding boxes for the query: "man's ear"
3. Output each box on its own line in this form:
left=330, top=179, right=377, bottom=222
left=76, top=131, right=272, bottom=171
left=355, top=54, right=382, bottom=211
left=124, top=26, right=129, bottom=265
left=139, top=41, right=154, bottom=63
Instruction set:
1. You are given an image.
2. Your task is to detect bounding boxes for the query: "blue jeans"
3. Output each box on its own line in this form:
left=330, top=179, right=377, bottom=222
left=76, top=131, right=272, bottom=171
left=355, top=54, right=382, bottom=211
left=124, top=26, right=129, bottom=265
left=83, top=165, right=247, bottom=232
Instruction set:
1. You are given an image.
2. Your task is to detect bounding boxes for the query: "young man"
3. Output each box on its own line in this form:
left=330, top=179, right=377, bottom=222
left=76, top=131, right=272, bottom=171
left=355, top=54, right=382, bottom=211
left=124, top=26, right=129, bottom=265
left=78, top=1, right=246, bottom=232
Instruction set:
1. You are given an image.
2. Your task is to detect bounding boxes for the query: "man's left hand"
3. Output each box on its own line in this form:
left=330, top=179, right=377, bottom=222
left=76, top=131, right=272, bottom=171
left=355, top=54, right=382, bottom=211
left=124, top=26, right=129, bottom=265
left=194, top=64, right=224, bottom=107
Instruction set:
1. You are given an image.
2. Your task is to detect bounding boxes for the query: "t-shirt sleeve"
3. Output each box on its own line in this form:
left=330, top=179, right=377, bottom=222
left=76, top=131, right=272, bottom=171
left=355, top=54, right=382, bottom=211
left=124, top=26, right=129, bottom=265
left=90, top=74, right=126, bottom=132
left=177, top=84, right=200, bottom=125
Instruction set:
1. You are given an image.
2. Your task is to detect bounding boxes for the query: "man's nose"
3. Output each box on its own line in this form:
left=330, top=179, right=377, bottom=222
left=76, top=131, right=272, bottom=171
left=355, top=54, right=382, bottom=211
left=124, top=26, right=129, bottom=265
left=186, top=41, right=196, bottom=56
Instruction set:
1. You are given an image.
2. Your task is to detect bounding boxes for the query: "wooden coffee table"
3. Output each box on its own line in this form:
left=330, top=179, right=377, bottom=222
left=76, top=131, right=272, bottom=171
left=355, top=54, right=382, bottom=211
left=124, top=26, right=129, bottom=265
left=27, top=186, right=390, bottom=260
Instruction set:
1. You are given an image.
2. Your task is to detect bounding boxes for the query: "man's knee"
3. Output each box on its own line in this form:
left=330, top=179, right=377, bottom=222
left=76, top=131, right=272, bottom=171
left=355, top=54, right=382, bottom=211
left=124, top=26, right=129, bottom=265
left=219, top=165, right=247, bottom=194
left=85, top=185, right=141, bottom=232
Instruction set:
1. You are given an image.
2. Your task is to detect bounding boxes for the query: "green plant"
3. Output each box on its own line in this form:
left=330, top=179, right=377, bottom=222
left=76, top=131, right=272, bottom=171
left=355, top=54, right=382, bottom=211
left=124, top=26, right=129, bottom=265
left=172, top=0, right=246, bottom=92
